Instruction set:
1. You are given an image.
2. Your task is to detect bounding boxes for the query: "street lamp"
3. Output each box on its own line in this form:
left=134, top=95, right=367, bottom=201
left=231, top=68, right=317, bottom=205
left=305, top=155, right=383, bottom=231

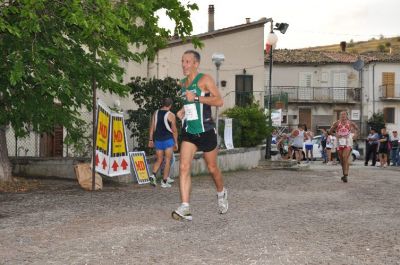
left=265, top=19, right=289, bottom=159
left=212, top=52, right=225, bottom=146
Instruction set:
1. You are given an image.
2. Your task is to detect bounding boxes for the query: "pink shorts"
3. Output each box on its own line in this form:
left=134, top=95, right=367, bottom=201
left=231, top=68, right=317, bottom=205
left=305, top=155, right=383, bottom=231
left=337, top=146, right=351, bottom=151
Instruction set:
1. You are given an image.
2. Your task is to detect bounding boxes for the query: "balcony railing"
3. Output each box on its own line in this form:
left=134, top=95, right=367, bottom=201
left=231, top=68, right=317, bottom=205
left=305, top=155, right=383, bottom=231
left=266, top=86, right=361, bottom=103
left=380, top=84, right=400, bottom=99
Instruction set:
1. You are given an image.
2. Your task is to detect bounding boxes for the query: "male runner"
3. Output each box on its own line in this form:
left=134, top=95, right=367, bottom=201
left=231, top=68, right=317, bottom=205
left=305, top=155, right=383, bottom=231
left=172, top=50, right=228, bottom=221
left=148, top=98, right=178, bottom=188
left=329, top=111, right=359, bottom=183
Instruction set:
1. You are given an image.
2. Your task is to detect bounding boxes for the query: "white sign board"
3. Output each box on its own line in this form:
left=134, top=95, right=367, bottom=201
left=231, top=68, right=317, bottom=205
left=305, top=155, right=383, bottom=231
left=351, top=110, right=360, bottom=120
left=224, top=118, right=234, bottom=149
left=271, top=109, right=282, bottom=127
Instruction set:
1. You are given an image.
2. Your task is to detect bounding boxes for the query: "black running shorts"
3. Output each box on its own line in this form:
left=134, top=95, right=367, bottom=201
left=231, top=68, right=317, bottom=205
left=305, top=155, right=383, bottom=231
left=181, top=129, right=217, bottom=152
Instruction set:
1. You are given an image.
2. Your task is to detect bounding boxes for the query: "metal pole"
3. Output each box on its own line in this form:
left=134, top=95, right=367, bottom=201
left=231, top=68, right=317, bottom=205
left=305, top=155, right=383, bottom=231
left=92, top=76, right=97, bottom=191
left=265, top=28, right=274, bottom=159
left=216, top=64, right=220, bottom=146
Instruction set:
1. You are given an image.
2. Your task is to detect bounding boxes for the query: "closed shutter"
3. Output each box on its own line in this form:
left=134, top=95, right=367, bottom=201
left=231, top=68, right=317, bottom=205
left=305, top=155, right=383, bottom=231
left=299, top=72, right=312, bottom=100
left=53, top=125, right=63, bottom=157
left=382, top=72, right=395, bottom=97
left=333, top=73, right=347, bottom=100
left=383, top=107, right=395, bottom=123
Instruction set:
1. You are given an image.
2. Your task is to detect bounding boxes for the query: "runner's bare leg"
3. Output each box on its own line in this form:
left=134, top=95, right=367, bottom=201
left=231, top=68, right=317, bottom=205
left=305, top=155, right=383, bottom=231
left=153, top=150, right=165, bottom=174
left=179, top=141, right=197, bottom=203
left=342, top=149, right=351, bottom=176
left=162, top=147, right=173, bottom=181
left=203, top=148, right=224, bottom=192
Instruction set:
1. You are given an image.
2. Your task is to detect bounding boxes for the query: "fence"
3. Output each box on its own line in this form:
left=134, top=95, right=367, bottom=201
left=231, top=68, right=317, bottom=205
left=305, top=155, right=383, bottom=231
left=6, top=110, right=94, bottom=158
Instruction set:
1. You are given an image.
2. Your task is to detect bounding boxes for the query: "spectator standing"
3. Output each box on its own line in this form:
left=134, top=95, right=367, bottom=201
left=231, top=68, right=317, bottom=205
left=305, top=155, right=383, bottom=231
left=390, top=130, right=399, bottom=166
left=378, top=127, right=390, bottom=167
left=365, top=128, right=379, bottom=166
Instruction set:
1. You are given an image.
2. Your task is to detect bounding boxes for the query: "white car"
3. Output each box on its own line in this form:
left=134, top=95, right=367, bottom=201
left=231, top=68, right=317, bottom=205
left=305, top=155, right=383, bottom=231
left=304, top=135, right=360, bottom=161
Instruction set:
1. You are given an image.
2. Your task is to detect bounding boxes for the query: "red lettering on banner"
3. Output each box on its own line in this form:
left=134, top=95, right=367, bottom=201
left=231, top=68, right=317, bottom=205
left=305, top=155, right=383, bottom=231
left=113, top=130, right=123, bottom=142
left=112, top=160, right=119, bottom=171
left=135, top=160, right=145, bottom=171
left=121, top=159, right=128, bottom=170
left=95, top=154, right=99, bottom=166
left=99, top=122, right=108, bottom=139
left=102, top=158, right=107, bottom=170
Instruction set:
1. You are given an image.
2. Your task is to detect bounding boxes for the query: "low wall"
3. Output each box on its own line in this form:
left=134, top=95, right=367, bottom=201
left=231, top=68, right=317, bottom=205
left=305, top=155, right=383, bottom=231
left=10, top=146, right=266, bottom=182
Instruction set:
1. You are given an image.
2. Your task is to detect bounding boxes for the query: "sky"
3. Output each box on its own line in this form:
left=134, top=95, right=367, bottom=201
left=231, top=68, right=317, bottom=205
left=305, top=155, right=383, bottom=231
left=159, top=0, right=400, bottom=49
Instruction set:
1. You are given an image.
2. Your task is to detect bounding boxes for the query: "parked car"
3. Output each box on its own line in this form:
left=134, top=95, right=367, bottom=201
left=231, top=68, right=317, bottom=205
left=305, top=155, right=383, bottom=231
left=306, top=135, right=360, bottom=161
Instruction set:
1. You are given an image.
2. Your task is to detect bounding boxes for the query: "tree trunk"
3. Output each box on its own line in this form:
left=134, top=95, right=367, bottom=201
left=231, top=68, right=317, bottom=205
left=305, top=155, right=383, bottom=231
left=0, top=126, right=12, bottom=182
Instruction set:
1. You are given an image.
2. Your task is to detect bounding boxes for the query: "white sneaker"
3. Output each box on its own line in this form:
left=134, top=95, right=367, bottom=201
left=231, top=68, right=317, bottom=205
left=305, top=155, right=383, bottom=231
left=166, top=177, right=174, bottom=184
left=149, top=174, right=157, bottom=187
left=218, top=189, right=228, bottom=214
left=172, top=204, right=192, bottom=221
left=161, top=180, right=172, bottom=188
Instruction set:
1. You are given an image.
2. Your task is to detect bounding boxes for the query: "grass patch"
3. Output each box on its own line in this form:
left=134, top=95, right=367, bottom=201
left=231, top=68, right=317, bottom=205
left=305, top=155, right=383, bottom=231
left=0, top=177, right=40, bottom=192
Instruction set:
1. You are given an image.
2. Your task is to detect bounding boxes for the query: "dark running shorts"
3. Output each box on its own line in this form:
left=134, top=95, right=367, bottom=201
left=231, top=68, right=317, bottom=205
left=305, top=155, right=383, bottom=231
left=181, top=129, right=217, bottom=152
left=292, top=146, right=303, bottom=151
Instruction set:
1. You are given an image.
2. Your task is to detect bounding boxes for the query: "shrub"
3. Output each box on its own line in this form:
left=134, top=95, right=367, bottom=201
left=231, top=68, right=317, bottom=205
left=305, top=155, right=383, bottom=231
left=125, top=77, right=183, bottom=154
left=367, top=112, right=385, bottom=133
left=223, top=103, right=270, bottom=147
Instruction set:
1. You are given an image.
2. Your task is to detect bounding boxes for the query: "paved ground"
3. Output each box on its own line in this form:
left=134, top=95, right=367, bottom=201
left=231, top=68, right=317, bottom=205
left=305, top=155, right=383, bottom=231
left=1, top=161, right=400, bottom=265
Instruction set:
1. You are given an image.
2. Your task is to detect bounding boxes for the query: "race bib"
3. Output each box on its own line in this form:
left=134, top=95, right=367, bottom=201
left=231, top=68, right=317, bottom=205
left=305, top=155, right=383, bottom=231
left=339, top=138, right=347, bottom=146
left=184, top=104, right=198, bottom=121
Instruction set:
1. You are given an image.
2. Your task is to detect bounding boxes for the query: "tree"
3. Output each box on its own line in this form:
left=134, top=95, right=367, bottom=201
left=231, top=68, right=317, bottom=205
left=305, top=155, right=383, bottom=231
left=367, top=112, right=385, bottom=133
left=125, top=77, right=183, bottom=154
left=223, top=103, right=270, bottom=148
left=0, top=0, right=199, bottom=182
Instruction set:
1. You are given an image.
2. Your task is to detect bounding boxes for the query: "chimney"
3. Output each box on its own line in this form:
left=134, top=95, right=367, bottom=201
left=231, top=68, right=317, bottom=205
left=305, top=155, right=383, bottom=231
left=208, top=5, right=214, bottom=32
left=246, top=18, right=251, bottom=24
left=340, top=41, right=347, bottom=52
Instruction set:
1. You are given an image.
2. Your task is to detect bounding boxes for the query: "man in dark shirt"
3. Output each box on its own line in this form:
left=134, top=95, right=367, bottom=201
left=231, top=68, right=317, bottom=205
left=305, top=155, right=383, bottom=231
left=365, top=128, right=379, bottom=166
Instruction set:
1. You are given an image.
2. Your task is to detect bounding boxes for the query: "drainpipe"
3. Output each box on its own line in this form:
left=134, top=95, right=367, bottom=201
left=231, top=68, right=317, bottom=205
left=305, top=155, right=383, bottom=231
left=372, top=63, right=376, bottom=114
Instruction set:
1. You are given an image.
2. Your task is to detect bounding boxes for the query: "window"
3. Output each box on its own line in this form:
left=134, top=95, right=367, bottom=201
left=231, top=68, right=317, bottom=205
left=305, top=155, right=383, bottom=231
left=384, top=107, right=395, bottom=123
left=298, top=72, right=312, bottom=100
left=235, top=75, right=253, bottom=107
left=333, top=72, right=347, bottom=100
left=382, top=72, right=395, bottom=97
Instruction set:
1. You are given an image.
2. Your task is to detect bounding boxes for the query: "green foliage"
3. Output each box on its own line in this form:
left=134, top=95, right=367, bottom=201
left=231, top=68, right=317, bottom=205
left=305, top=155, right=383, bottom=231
left=377, top=44, right=386, bottom=52
left=367, top=112, right=385, bottom=132
left=223, top=104, right=270, bottom=148
left=0, top=0, right=199, bottom=142
left=125, top=77, right=183, bottom=153
left=385, top=42, right=392, bottom=48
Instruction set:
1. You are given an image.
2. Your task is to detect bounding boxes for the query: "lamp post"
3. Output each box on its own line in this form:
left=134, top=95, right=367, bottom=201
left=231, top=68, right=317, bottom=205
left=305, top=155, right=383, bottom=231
left=265, top=20, right=288, bottom=159
left=212, top=52, right=225, bottom=145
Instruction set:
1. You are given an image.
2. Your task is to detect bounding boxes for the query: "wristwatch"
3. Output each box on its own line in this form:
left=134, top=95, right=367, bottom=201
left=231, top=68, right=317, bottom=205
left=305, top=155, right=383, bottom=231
left=194, top=96, right=200, bottom=102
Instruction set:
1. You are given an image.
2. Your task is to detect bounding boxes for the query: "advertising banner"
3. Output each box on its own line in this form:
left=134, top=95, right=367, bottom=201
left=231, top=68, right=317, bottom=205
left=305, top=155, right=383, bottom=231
left=108, top=113, right=130, bottom=177
left=95, top=101, right=111, bottom=175
left=129, top=151, right=150, bottom=184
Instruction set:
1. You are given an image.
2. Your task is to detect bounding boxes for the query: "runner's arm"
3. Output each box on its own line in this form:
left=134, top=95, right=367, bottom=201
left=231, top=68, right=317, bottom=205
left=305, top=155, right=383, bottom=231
left=148, top=113, right=155, bottom=148
left=329, top=121, right=338, bottom=135
left=185, top=74, right=223, bottom=107
left=169, top=113, right=179, bottom=147
left=351, top=121, right=359, bottom=140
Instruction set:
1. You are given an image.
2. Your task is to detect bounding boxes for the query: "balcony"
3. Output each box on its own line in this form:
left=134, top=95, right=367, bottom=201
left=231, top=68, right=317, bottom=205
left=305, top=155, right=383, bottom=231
left=267, top=86, right=360, bottom=104
left=379, top=85, right=400, bottom=101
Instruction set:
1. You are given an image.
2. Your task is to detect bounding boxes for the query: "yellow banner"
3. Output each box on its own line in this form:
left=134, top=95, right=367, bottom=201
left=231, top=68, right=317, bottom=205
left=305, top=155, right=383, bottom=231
left=131, top=154, right=149, bottom=181
left=96, top=107, right=110, bottom=153
left=111, top=116, right=126, bottom=155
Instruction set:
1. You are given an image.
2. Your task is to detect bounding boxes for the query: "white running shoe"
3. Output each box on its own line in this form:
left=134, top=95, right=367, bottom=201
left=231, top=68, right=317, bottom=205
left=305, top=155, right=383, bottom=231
left=161, top=180, right=172, bottom=188
left=218, top=189, right=229, bottom=214
left=166, top=177, right=174, bottom=184
left=172, top=204, right=192, bottom=221
left=149, top=174, right=157, bottom=187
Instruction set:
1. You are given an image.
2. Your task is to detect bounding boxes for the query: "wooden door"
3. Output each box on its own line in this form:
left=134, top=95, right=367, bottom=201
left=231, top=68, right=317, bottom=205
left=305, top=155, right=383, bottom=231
left=299, top=108, right=312, bottom=131
left=382, top=72, right=395, bottom=97
left=40, top=125, right=63, bottom=157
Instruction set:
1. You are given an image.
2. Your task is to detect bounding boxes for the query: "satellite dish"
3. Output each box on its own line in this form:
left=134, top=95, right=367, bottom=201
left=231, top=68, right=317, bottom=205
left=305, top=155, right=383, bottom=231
left=353, top=58, right=365, bottom=71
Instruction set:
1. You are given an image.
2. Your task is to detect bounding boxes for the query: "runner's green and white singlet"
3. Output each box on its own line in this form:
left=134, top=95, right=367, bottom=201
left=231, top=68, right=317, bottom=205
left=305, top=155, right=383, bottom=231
left=180, top=73, right=215, bottom=134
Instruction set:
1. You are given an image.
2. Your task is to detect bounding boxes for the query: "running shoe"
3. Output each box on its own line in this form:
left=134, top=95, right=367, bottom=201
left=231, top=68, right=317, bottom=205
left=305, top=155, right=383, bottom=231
left=161, top=180, right=172, bottom=188
left=149, top=174, right=157, bottom=187
left=166, top=177, right=174, bottom=184
left=172, top=205, right=192, bottom=221
left=218, top=189, right=229, bottom=214
left=341, top=176, right=348, bottom=183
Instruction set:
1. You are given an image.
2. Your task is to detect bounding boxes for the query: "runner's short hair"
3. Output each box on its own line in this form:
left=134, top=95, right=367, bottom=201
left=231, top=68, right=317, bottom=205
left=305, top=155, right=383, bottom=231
left=184, top=50, right=201, bottom=62
left=162, top=98, right=173, bottom=107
